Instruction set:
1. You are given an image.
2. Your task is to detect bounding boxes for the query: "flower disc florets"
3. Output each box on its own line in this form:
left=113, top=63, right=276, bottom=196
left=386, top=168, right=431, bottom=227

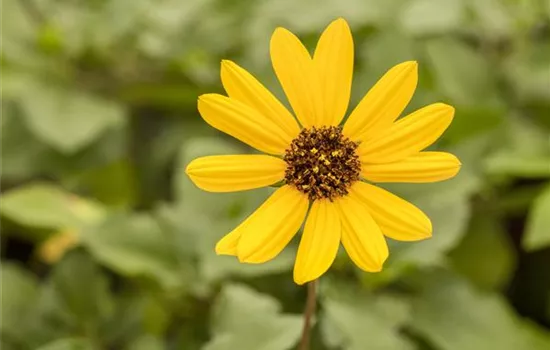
left=283, top=126, right=361, bottom=201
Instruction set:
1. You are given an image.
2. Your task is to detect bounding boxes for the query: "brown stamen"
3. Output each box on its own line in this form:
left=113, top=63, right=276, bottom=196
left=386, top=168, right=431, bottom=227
left=284, top=126, right=361, bottom=201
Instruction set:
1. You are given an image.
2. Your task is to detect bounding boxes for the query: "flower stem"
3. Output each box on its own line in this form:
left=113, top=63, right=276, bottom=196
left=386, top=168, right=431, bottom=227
left=298, top=279, right=318, bottom=350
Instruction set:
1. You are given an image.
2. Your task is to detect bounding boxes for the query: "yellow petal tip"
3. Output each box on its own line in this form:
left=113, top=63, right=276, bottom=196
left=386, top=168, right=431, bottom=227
left=412, top=218, right=433, bottom=242
left=450, top=153, right=462, bottom=167
left=424, top=220, right=433, bottom=239
left=293, top=268, right=313, bottom=285
left=415, top=227, right=433, bottom=241
left=215, top=242, right=236, bottom=256
left=271, top=27, right=298, bottom=45
left=197, top=94, right=212, bottom=104
left=184, top=162, right=193, bottom=176
left=332, top=17, right=350, bottom=27
left=398, top=61, right=418, bottom=78
left=401, top=60, right=418, bottom=68
left=293, top=264, right=321, bottom=284
left=272, top=26, right=289, bottom=37
left=220, top=59, right=234, bottom=68
left=424, top=102, right=456, bottom=123
left=433, top=102, right=455, bottom=112
left=274, top=26, right=288, bottom=33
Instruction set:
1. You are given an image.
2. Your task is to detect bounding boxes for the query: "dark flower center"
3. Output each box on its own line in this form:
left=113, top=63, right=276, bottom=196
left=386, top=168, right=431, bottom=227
left=283, top=126, right=361, bottom=201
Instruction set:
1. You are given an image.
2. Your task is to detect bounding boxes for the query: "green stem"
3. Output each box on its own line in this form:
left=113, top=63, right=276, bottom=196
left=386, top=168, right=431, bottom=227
left=298, top=280, right=317, bottom=350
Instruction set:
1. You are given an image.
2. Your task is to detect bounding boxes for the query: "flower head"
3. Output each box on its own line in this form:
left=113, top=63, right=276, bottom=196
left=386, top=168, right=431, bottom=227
left=186, top=18, right=461, bottom=284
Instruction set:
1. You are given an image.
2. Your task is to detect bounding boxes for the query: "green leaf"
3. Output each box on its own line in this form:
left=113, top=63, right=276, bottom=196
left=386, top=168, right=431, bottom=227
left=204, top=284, right=302, bottom=350
left=423, top=38, right=505, bottom=142
left=117, top=83, right=200, bottom=108
left=1, top=102, right=51, bottom=180
left=485, top=116, right=550, bottom=178
left=36, top=338, right=95, bottom=350
left=1, top=264, right=40, bottom=344
left=79, top=160, right=137, bottom=208
left=399, top=0, right=466, bottom=36
left=504, top=116, right=550, bottom=154
left=524, top=183, right=550, bottom=250
left=0, top=182, right=106, bottom=232
left=81, top=213, right=185, bottom=289
left=20, top=285, right=83, bottom=347
left=51, top=251, right=113, bottom=327
left=20, top=82, right=126, bottom=153
left=505, top=41, right=550, bottom=103
left=250, top=0, right=395, bottom=36
left=485, top=153, right=550, bottom=178
left=126, top=335, right=164, bottom=350
left=142, top=296, right=171, bottom=336
left=410, top=272, right=550, bottom=350
left=495, top=183, right=550, bottom=214
left=449, top=214, right=516, bottom=289
left=50, top=127, right=129, bottom=179
left=425, top=38, right=499, bottom=106
left=442, top=105, right=504, bottom=145
left=100, top=291, right=162, bottom=346
left=467, top=0, right=513, bottom=39
left=321, top=280, right=413, bottom=350
left=81, top=0, right=153, bottom=53
left=1, top=0, right=38, bottom=62
left=364, top=31, right=415, bottom=69
left=1, top=339, right=16, bottom=350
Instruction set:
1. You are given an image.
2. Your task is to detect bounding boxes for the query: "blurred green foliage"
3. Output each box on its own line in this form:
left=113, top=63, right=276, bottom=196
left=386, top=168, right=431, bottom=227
left=2, top=0, right=550, bottom=349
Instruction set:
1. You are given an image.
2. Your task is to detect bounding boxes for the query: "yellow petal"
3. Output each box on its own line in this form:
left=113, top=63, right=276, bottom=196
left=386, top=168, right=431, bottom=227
left=349, top=182, right=431, bottom=242
left=237, top=185, right=308, bottom=263
left=362, top=152, right=461, bottom=183
left=37, top=230, right=79, bottom=264
left=270, top=27, right=322, bottom=127
left=198, top=94, right=292, bottom=155
left=186, top=155, right=287, bottom=192
left=215, top=230, right=241, bottom=256
left=313, top=18, right=354, bottom=126
left=343, top=61, right=418, bottom=142
left=357, top=103, right=454, bottom=164
left=294, top=199, right=341, bottom=285
left=335, top=193, right=388, bottom=272
left=221, top=60, right=300, bottom=139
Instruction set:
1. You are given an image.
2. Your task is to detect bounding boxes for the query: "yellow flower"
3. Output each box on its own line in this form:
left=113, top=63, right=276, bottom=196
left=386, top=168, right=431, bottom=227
left=186, top=18, right=461, bottom=285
